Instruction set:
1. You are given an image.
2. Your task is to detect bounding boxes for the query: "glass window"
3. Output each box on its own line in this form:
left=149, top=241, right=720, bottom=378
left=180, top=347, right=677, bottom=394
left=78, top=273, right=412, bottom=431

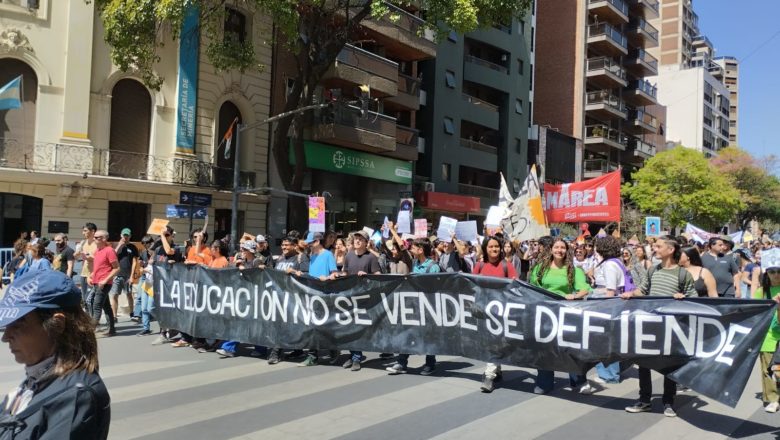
left=445, top=70, right=456, bottom=88
left=515, top=99, right=523, bottom=114
left=518, top=59, right=524, bottom=75
left=443, top=117, right=455, bottom=135
left=225, top=8, right=247, bottom=44
left=442, top=163, right=451, bottom=181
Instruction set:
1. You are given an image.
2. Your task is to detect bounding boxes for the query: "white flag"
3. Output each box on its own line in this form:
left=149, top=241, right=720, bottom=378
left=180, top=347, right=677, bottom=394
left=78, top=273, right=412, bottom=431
left=502, top=165, right=549, bottom=241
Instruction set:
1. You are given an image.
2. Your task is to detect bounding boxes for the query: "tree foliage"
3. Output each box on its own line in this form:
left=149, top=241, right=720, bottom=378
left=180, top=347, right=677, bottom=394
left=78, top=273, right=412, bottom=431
left=622, top=146, right=743, bottom=230
left=709, top=146, right=780, bottom=229
left=95, top=0, right=531, bottom=228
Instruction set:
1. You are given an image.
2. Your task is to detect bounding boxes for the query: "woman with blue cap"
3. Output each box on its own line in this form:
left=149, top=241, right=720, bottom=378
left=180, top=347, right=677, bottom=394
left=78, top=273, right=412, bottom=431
left=0, top=268, right=110, bottom=438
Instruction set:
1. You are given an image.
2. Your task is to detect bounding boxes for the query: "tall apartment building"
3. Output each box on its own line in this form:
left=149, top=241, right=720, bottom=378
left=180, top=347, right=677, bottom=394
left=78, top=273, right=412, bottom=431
left=713, top=56, right=739, bottom=144
left=534, top=0, right=663, bottom=182
left=268, top=4, right=435, bottom=235
left=0, top=0, right=273, bottom=246
left=647, top=0, right=698, bottom=68
left=415, top=15, right=533, bottom=222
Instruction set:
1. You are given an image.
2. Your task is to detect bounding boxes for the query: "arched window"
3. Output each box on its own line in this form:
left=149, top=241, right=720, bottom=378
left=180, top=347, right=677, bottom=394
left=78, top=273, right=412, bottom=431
left=215, top=101, right=242, bottom=187
left=108, top=79, right=151, bottom=178
left=0, top=58, right=37, bottom=151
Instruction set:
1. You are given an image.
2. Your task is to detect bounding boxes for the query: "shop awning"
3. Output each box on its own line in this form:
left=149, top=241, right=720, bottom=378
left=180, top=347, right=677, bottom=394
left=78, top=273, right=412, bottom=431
left=416, top=191, right=481, bottom=214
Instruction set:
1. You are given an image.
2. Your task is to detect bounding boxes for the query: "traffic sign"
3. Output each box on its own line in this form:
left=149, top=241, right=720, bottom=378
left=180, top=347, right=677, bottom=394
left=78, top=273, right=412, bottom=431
left=179, top=191, right=212, bottom=207
left=166, top=204, right=207, bottom=220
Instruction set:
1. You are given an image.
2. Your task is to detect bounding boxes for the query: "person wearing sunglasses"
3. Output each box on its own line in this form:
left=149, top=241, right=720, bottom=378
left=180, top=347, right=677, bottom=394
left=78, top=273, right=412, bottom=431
left=753, top=248, right=780, bottom=413
left=87, top=230, right=119, bottom=337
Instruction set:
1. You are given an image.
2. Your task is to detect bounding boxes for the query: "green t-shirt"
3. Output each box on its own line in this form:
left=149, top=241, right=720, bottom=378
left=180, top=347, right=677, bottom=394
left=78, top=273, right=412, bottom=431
left=755, top=285, right=780, bottom=353
left=529, top=265, right=591, bottom=297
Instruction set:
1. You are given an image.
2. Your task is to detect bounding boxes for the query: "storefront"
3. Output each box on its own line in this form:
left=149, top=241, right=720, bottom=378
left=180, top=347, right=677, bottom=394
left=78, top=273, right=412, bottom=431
left=415, top=191, right=483, bottom=233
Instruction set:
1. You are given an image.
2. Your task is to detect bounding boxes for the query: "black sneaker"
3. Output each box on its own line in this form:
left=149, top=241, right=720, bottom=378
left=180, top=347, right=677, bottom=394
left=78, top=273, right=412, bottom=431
left=136, top=329, right=152, bottom=336
left=268, top=353, right=280, bottom=365
left=480, top=375, right=495, bottom=393
left=625, top=401, right=652, bottom=413
left=420, top=365, right=435, bottom=376
left=379, top=353, right=394, bottom=359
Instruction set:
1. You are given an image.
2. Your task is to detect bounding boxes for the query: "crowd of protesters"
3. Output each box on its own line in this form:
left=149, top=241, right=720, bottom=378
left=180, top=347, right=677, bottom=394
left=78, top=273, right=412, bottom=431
left=2, top=224, right=780, bottom=417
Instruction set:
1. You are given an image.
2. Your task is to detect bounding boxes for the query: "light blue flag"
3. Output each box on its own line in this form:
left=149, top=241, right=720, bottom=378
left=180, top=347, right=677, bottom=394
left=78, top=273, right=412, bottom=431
left=0, top=76, right=22, bottom=110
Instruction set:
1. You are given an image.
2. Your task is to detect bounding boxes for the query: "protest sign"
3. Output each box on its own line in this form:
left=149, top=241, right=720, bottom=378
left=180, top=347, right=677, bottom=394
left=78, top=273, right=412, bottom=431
left=437, top=216, right=458, bottom=242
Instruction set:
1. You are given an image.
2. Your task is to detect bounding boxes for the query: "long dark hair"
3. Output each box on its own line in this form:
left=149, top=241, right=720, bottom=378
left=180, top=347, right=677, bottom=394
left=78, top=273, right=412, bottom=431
left=535, top=238, right=575, bottom=289
left=38, top=306, right=99, bottom=376
left=681, top=246, right=703, bottom=267
left=760, top=268, right=779, bottom=299
left=481, top=236, right=505, bottom=263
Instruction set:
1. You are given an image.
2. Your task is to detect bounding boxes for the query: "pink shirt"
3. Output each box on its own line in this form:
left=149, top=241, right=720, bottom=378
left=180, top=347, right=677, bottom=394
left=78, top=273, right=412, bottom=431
left=91, top=246, right=118, bottom=285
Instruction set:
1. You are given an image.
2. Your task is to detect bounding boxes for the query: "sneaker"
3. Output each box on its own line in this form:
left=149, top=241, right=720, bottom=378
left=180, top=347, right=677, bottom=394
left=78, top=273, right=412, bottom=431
left=480, top=375, right=495, bottom=393
left=533, top=386, right=548, bottom=395
left=216, top=349, right=236, bottom=358
left=130, top=316, right=141, bottom=323
left=342, top=358, right=354, bottom=369
left=625, top=401, right=652, bottom=413
left=151, top=335, right=169, bottom=345
left=420, top=365, right=435, bottom=376
left=765, top=402, right=780, bottom=413
left=592, top=376, right=607, bottom=385
left=379, top=353, right=394, bottom=359
left=268, top=353, right=281, bottom=365
left=386, top=363, right=407, bottom=375
left=96, top=331, right=115, bottom=339
left=136, top=329, right=152, bottom=336
left=298, top=354, right=318, bottom=367
left=350, top=360, right=362, bottom=371
left=327, top=350, right=341, bottom=364
left=579, top=383, right=597, bottom=395
left=171, top=340, right=191, bottom=348
left=663, top=404, right=677, bottom=417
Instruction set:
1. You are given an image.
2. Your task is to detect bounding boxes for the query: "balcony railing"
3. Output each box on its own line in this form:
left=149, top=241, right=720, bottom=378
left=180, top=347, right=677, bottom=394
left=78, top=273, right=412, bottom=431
left=464, top=54, right=509, bottom=74
left=629, top=109, right=659, bottom=128
left=586, top=90, right=626, bottom=113
left=631, top=18, right=659, bottom=40
left=585, top=125, right=628, bottom=146
left=588, top=0, right=629, bottom=15
left=458, top=183, right=498, bottom=199
left=460, top=138, right=498, bottom=154
left=587, top=57, right=627, bottom=80
left=0, top=139, right=256, bottom=189
left=583, top=159, right=615, bottom=174
left=628, top=138, right=656, bottom=156
left=588, top=23, right=628, bottom=48
left=396, top=125, right=419, bottom=147
left=325, top=107, right=397, bottom=135
left=631, top=49, right=658, bottom=69
left=398, top=73, right=421, bottom=96
left=383, top=2, right=431, bottom=40
left=336, top=44, right=398, bottom=81
left=462, top=93, right=500, bottom=112
left=630, top=79, right=657, bottom=98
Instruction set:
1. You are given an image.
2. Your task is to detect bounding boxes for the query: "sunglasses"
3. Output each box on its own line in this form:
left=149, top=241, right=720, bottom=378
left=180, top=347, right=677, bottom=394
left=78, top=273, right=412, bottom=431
left=95, top=236, right=107, bottom=240
left=768, top=269, right=780, bottom=275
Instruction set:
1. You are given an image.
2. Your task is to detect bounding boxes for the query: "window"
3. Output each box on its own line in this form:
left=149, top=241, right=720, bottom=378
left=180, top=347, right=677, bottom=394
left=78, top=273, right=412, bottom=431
left=445, top=70, right=456, bottom=88
left=519, top=20, right=525, bottom=36
left=442, top=163, right=451, bottom=182
left=516, top=139, right=523, bottom=154
left=443, top=117, right=455, bottom=135
left=448, top=31, right=458, bottom=43
left=515, top=99, right=523, bottom=114
left=530, top=26, right=535, bottom=51
left=518, top=59, right=524, bottom=75
left=528, top=102, right=533, bottom=127
left=529, top=63, right=533, bottom=90
left=224, top=7, right=247, bottom=44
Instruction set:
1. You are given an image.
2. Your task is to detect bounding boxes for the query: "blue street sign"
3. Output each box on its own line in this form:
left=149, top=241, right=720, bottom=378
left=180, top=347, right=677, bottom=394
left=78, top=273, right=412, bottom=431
left=166, top=204, right=207, bottom=219
left=179, top=191, right=212, bottom=207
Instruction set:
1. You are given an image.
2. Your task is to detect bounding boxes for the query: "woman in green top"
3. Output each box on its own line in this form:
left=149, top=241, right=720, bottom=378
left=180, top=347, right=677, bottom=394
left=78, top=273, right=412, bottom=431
left=753, top=260, right=780, bottom=413
left=529, top=238, right=594, bottom=394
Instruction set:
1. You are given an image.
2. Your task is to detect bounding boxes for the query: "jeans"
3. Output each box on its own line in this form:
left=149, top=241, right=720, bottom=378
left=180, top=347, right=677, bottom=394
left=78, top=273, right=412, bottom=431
left=535, top=370, right=585, bottom=392
left=133, top=281, right=143, bottom=318
left=91, top=284, right=115, bottom=331
left=596, top=361, right=621, bottom=383
left=81, top=279, right=92, bottom=310
left=350, top=350, right=363, bottom=362
left=140, top=289, right=154, bottom=331
left=397, top=354, right=435, bottom=368
left=638, top=366, right=676, bottom=405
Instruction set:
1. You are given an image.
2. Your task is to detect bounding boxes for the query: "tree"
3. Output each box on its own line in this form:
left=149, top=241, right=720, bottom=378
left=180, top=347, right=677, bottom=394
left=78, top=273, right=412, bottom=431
left=709, top=146, right=780, bottom=230
left=622, top=146, right=743, bottom=231
left=95, top=0, right=532, bottom=228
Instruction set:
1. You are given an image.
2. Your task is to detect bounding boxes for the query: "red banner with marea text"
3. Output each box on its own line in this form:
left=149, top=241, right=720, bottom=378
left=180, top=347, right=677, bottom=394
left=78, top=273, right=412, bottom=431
left=543, top=171, right=621, bottom=222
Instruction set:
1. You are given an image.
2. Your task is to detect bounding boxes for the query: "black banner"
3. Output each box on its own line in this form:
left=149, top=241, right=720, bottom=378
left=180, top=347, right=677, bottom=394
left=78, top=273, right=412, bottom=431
left=153, top=265, right=777, bottom=407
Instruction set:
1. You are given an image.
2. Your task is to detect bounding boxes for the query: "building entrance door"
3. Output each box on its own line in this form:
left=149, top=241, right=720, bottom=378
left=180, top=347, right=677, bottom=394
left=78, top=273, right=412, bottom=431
left=0, top=193, right=42, bottom=247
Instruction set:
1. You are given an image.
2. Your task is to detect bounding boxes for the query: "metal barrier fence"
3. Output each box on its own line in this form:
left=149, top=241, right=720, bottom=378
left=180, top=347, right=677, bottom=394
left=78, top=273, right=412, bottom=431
left=1, top=248, right=13, bottom=286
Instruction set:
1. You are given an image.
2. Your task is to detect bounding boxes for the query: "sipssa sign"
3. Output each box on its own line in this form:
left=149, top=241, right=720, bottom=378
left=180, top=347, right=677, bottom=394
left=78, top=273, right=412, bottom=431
left=543, top=171, right=621, bottom=222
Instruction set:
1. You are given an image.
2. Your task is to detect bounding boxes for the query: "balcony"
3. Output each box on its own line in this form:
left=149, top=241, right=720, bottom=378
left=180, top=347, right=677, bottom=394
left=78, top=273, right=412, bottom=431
left=587, top=23, right=628, bottom=56
left=464, top=54, right=509, bottom=74
left=384, top=73, right=421, bottom=111
left=391, top=125, right=420, bottom=161
left=0, top=140, right=256, bottom=189
left=587, top=0, right=629, bottom=25
left=323, top=44, right=398, bottom=97
left=626, top=137, right=656, bottom=163
left=586, top=57, right=627, bottom=89
left=626, top=109, right=659, bottom=134
left=585, top=124, right=627, bottom=153
left=312, top=107, right=397, bottom=153
left=458, top=183, right=498, bottom=200
left=625, top=49, right=658, bottom=76
left=583, top=159, right=618, bottom=179
left=629, top=0, right=659, bottom=19
left=462, top=93, right=500, bottom=113
left=360, top=2, right=436, bottom=60
left=585, top=90, right=627, bottom=120
left=460, top=137, right=498, bottom=155
left=624, top=79, right=657, bottom=106
left=627, top=18, right=659, bottom=48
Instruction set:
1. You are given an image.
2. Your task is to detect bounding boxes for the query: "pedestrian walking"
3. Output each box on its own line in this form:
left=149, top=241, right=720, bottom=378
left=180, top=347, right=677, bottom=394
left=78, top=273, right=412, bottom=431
left=89, top=230, right=119, bottom=337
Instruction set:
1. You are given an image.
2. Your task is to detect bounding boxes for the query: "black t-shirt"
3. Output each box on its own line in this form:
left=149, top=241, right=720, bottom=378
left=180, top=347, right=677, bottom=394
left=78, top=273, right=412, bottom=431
left=701, top=252, right=739, bottom=296
left=343, top=251, right=381, bottom=275
left=116, top=244, right=139, bottom=278
left=53, top=246, right=75, bottom=275
left=154, top=244, right=183, bottom=264
left=276, top=253, right=304, bottom=272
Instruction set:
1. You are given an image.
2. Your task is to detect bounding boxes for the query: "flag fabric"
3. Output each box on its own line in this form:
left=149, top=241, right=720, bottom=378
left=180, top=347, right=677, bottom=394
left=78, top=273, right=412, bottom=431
left=502, top=165, right=550, bottom=241
left=219, top=117, right=239, bottom=159
left=498, top=172, right=514, bottom=210
left=684, top=223, right=716, bottom=244
left=0, top=76, right=22, bottom=110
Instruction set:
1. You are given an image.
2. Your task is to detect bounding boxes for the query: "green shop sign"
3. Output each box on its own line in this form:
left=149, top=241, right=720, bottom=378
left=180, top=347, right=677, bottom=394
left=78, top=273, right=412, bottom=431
left=290, top=141, right=412, bottom=184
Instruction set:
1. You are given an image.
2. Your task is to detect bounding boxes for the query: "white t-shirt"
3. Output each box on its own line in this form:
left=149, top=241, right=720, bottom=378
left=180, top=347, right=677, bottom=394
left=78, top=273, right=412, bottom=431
left=592, top=259, right=626, bottom=297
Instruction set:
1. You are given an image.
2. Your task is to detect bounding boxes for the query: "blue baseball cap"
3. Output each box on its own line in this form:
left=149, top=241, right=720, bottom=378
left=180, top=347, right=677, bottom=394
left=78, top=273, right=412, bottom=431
left=0, top=268, right=81, bottom=328
left=305, top=231, right=324, bottom=244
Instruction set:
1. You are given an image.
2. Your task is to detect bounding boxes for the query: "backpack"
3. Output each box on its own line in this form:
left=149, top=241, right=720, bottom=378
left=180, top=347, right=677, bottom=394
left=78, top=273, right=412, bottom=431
left=474, top=260, right=509, bottom=278
left=603, top=258, right=635, bottom=294
left=646, top=263, right=688, bottom=294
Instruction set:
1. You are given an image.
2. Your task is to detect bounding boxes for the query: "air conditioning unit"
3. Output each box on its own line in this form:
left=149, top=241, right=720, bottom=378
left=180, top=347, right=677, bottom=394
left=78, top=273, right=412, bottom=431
left=422, top=181, right=435, bottom=192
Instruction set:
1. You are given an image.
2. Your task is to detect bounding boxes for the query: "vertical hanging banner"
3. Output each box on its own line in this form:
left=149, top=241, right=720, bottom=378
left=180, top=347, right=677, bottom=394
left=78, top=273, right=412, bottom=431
left=543, top=170, right=621, bottom=223
left=175, top=4, right=200, bottom=154
left=308, top=197, right=326, bottom=233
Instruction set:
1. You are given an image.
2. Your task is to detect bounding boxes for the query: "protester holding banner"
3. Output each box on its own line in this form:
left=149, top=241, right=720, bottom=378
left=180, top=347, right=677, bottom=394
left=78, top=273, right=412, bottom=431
left=753, top=248, right=780, bottom=412
left=621, top=235, right=696, bottom=417
left=528, top=238, right=594, bottom=394
left=591, top=236, right=628, bottom=385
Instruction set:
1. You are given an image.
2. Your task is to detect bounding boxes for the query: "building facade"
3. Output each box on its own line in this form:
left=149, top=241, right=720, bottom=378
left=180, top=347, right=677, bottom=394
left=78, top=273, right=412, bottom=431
left=415, top=15, right=533, bottom=222
left=713, top=56, right=739, bottom=145
left=0, top=0, right=273, bottom=246
left=534, top=0, right=664, bottom=182
left=647, top=0, right=698, bottom=68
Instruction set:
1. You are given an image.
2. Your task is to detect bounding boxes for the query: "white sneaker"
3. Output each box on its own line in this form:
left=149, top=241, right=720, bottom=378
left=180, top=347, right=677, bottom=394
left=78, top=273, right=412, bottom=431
left=591, top=376, right=607, bottom=385
left=533, top=386, right=547, bottom=395
left=765, top=402, right=780, bottom=413
left=579, top=383, right=597, bottom=395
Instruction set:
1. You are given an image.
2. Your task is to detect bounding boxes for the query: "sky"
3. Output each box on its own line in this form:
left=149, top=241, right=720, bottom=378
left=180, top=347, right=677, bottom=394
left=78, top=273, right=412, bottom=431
left=695, top=0, right=780, bottom=160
